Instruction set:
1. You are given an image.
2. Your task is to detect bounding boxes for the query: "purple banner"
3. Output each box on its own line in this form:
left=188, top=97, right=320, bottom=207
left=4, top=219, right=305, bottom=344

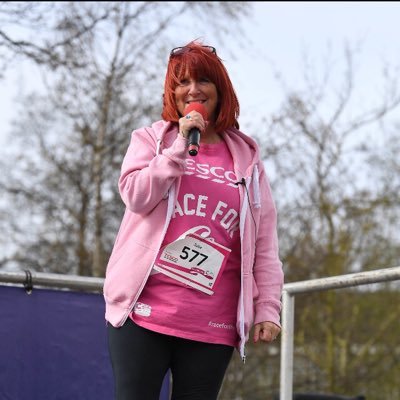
left=0, top=285, right=169, bottom=400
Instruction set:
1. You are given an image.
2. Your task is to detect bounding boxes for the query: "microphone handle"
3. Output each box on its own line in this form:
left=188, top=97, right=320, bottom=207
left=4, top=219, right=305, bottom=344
left=188, top=128, right=200, bottom=156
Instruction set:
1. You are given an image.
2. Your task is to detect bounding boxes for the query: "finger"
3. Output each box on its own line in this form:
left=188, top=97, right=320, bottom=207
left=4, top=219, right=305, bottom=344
left=253, top=325, right=261, bottom=343
left=180, top=117, right=204, bottom=135
left=260, top=329, right=270, bottom=342
left=262, top=329, right=276, bottom=342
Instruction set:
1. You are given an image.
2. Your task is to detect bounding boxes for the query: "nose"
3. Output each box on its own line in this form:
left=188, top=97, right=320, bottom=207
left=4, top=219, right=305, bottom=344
left=188, top=80, right=200, bottom=94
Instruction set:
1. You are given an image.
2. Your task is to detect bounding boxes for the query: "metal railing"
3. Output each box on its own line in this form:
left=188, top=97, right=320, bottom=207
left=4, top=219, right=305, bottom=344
left=0, top=270, right=104, bottom=292
left=1, top=266, right=400, bottom=399
left=280, top=266, right=400, bottom=400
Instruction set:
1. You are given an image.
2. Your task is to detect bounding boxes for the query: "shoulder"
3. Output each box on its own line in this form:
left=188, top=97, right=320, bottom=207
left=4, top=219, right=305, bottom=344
left=130, top=120, right=176, bottom=147
left=223, top=127, right=262, bottom=167
left=225, top=127, right=261, bottom=153
left=132, top=120, right=170, bottom=138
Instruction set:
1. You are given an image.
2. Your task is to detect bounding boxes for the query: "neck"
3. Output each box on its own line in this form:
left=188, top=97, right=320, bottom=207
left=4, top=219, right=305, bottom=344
left=201, top=124, right=222, bottom=144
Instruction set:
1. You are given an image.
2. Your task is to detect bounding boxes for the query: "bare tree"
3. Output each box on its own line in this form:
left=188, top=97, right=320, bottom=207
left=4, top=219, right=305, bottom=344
left=2, top=4, right=399, bottom=398
left=0, top=2, right=252, bottom=276
left=250, top=44, right=400, bottom=399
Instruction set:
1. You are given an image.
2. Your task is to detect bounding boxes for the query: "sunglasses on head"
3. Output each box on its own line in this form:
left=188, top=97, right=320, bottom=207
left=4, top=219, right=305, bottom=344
left=170, top=45, right=217, bottom=57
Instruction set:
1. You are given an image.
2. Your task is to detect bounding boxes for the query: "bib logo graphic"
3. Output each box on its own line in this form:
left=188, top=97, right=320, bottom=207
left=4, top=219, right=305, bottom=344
left=185, top=159, right=238, bottom=188
left=134, top=302, right=152, bottom=317
left=208, top=321, right=235, bottom=330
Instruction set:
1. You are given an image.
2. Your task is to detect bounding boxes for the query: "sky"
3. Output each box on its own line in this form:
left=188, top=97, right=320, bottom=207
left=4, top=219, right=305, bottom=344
left=227, top=2, right=400, bottom=136
left=1, top=2, right=400, bottom=147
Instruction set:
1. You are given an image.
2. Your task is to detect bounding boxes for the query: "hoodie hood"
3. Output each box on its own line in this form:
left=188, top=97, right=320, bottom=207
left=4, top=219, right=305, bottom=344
left=222, top=127, right=261, bottom=176
left=222, top=127, right=262, bottom=209
left=150, top=120, right=178, bottom=155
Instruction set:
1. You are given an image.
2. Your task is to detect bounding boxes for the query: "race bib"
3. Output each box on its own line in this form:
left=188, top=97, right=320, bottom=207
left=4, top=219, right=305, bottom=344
left=153, top=233, right=231, bottom=295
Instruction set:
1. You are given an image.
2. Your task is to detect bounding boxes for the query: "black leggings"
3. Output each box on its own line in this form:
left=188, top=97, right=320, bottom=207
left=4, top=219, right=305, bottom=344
left=107, top=319, right=233, bottom=400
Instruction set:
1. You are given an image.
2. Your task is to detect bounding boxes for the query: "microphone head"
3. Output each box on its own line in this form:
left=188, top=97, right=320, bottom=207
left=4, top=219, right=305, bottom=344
left=184, top=102, right=208, bottom=120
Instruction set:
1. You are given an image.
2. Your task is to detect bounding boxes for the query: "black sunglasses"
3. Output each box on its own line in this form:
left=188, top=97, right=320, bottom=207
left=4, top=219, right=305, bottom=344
left=170, top=45, right=217, bottom=57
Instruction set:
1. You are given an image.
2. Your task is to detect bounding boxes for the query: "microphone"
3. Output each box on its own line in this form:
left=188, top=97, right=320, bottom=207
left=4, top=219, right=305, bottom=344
left=184, top=102, right=208, bottom=156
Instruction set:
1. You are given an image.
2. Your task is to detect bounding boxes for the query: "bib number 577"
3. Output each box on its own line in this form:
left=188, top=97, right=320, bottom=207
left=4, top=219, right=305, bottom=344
left=179, top=246, right=208, bottom=266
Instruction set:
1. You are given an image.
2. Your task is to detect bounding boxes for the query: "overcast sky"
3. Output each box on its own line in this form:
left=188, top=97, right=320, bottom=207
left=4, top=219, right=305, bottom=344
left=228, top=2, right=400, bottom=135
left=1, top=1, right=399, bottom=147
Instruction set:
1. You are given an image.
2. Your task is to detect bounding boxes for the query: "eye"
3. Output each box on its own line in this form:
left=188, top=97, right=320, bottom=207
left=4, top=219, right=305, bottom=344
left=178, top=78, right=190, bottom=86
left=199, top=77, right=211, bottom=84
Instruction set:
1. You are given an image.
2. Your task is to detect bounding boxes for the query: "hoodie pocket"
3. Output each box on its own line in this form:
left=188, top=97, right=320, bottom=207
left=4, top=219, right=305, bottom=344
left=104, top=240, right=156, bottom=306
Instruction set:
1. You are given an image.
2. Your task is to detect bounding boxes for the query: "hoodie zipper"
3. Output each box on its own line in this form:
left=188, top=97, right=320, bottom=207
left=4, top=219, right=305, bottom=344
left=238, top=176, right=250, bottom=363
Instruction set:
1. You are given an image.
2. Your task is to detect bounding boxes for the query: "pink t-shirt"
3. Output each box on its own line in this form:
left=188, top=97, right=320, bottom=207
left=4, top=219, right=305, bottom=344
left=131, top=140, right=241, bottom=347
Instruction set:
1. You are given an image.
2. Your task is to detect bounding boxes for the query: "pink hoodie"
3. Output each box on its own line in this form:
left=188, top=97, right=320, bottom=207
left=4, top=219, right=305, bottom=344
left=103, top=120, right=284, bottom=361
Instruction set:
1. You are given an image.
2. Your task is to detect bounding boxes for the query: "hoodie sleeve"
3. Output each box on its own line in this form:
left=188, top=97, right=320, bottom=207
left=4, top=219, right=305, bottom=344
left=118, top=125, right=188, bottom=214
left=252, top=162, right=284, bottom=327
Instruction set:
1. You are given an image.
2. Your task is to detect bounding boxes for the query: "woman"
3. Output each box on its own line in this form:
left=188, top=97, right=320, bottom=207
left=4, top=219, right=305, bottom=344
left=104, top=40, right=284, bottom=400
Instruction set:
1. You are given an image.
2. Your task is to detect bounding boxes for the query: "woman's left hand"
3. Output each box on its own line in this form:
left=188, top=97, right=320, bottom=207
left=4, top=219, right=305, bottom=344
left=253, top=321, right=281, bottom=344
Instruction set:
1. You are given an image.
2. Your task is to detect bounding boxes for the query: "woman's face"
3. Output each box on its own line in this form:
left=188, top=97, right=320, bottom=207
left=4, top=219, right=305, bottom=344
left=174, top=72, right=218, bottom=121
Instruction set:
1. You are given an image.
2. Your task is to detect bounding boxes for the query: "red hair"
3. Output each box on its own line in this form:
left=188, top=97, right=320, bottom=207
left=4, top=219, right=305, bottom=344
left=162, top=41, right=240, bottom=132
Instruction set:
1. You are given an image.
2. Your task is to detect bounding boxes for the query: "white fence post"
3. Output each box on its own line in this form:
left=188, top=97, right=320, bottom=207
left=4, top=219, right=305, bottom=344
left=280, top=290, right=295, bottom=400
